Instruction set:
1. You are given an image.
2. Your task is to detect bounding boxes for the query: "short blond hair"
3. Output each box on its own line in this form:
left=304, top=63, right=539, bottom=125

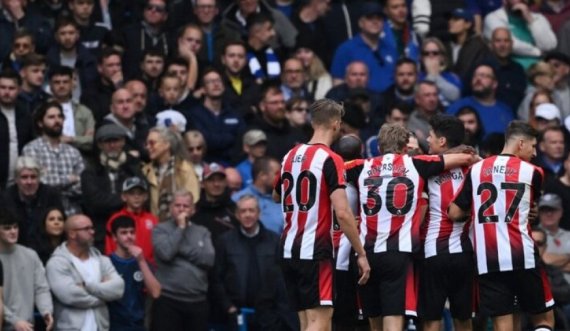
left=377, top=123, right=410, bottom=154
left=310, top=99, right=344, bottom=126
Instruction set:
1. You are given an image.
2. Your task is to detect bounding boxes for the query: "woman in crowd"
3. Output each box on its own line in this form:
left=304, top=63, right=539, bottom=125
left=419, top=37, right=462, bottom=107
left=142, top=127, right=200, bottom=222
left=528, top=89, right=556, bottom=129
left=294, top=41, right=333, bottom=101
left=31, top=207, right=66, bottom=265
left=518, top=61, right=562, bottom=121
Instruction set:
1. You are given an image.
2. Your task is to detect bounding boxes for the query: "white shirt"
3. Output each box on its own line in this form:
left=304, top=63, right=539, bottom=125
left=61, top=101, right=76, bottom=137
left=71, top=254, right=101, bottom=331
left=1, top=106, right=18, bottom=185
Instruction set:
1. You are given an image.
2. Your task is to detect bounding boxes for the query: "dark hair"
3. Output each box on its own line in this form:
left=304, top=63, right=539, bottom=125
left=49, top=65, right=74, bottom=80
left=54, top=16, right=79, bottom=32
left=222, top=40, right=247, bottom=55
left=166, top=57, right=189, bottom=69
left=159, top=72, right=181, bottom=88
left=97, top=47, right=122, bottom=65
left=396, top=57, right=417, bottom=71
left=110, top=215, right=135, bottom=235
left=141, top=48, right=166, bottom=62
left=252, top=156, right=278, bottom=180
left=473, top=63, right=497, bottom=80
left=177, top=23, right=202, bottom=40
left=336, top=135, right=363, bottom=161
left=429, top=114, right=466, bottom=149
left=505, top=120, right=538, bottom=141
left=0, top=69, right=22, bottom=85
left=21, top=53, right=45, bottom=68
left=33, top=101, right=63, bottom=134
left=13, top=28, right=34, bottom=44
left=480, top=132, right=505, bottom=157
left=0, top=205, right=18, bottom=226
left=539, top=126, right=565, bottom=143
left=32, top=206, right=66, bottom=264
left=389, top=102, right=413, bottom=117
left=246, top=12, right=274, bottom=31
left=259, top=79, right=282, bottom=100
left=200, top=67, right=223, bottom=86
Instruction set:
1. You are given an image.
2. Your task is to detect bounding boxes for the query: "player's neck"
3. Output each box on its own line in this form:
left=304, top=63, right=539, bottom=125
left=308, top=130, right=333, bottom=147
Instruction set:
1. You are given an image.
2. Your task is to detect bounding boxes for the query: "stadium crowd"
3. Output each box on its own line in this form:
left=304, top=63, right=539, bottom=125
left=1, top=0, right=570, bottom=330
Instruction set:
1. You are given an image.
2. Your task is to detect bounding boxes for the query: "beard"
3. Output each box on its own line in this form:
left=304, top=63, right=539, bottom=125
left=43, top=125, right=62, bottom=138
left=472, top=86, right=493, bottom=99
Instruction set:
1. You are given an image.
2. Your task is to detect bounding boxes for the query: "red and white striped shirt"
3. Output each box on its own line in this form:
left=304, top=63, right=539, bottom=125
left=346, top=153, right=444, bottom=253
left=424, top=167, right=472, bottom=258
left=275, top=144, right=346, bottom=260
left=453, top=155, right=543, bottom=274
left=333, top=182, right=360, bottom=271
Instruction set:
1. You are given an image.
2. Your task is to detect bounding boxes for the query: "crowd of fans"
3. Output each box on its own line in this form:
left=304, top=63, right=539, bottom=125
left=1, top=0, right=570, bottom=329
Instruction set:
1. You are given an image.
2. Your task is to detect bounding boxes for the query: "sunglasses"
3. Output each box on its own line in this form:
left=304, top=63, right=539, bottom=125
left=146, top=4, right=166, bottom=12
left=422, top=51, right=440, bottom=56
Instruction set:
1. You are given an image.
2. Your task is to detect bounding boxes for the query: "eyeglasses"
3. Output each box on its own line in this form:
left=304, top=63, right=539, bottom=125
left=188, top=145, right=203, bottom=152
left=145, top=4, right=166, bottom=12
left=73, top=225, right=94, bottom=232
left=422, top=51, right=440, bottom=56
left=13, top=42, right=31, bottom=49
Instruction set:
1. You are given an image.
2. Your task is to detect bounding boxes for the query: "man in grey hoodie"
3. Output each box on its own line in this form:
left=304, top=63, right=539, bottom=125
left=0, top=206, right=53, bottom=331
left=46, top=214, right=125, bottom=331
left=151, top=189, right=215, bottom=331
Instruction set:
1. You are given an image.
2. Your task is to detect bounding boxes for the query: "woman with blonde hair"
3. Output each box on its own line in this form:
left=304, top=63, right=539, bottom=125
left=294, top=39, right=333, bottom=101
left=142, top=127, right=200, bottom=221
left=419, top=37, right=462, bottom=106
left=518, top=61, right=563, bottom=120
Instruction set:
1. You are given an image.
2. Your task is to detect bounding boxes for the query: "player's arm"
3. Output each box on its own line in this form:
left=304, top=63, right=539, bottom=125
left=272, top=170, right=282, bottom=203
left=448, top=169, right=473, bottom=222
left=441, top=153, right=480, bottom=170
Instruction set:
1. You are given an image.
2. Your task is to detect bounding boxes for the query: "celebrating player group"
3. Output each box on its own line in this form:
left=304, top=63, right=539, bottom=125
left=274, top=99, right=555, bottom=331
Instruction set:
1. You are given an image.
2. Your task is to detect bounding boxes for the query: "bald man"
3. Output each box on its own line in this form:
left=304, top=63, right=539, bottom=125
left=225, top=167, right=243, bottom=195
left=46, top=214, right=125, bottom=331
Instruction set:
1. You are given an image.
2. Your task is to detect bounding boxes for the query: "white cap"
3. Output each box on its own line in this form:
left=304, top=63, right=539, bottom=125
left=535, top=103, right=561, bottom=121
left=155, top=110, right=187, bottom=133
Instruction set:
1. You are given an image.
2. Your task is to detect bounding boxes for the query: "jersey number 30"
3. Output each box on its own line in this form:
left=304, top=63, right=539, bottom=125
left=363, top=176, right=415, bottom=216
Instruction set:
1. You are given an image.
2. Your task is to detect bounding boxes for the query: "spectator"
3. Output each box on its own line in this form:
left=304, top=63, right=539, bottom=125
left=285, top=97, right=312, bottom=140
left=419, top=37, right=462, bottom=107
left=30, top=206, right=66, bottom=265
left=120, top=0, right=170, bottom=78
left=535, top=0, right=570, bottom=34
left=105, top=176, right=158, bottom=264
left=291, top=0, right=332, bottom=67
left=2, top=156, right=63, bottom=247
left=154, top=74, right=187, bottom=131
left=407, top=81, right=441, bottom=146
left=535, top=126, right=566, bottom=179
left=0, top=70, right=33, bottom=189
left=213, top=194, right=295, bottom=330
left=381, top=58, right=417, bottom=116
left=220, top=41, right=259, bottom=121
left=124, top=79, right=152, bottom=128
left=190, top=68, right=245, bottom=164
left=249, top=84, right=306, bottom=160
left=225, top=167, right=243, bottom=196
left=0, top=206, right=53, bottom=331
left=46, top=214, right=125, bottom=331
left=142, top=127, right=200, bottom=221
left=193, top=162, right=238, bottom=241
left=294, top=38, right=333, bottom=101
left=0, top=0, right=52, bottom=60
left=484, top=0, right=557, bottom=69
left=280, top=58, right=308, bottom=101
left=482, top=27, right=528, bottom=111
left=221, top=0, right=297, bottom=51
left=518, top=61, right=562, bottom=121
left=545, top=152, right=570, bottom=229
left=183, top=130, right=208, bottom=180
left=108, top=215, right=161, bottom=330
left=539, top=194, right=570, bottom=283
left=68, top=0, right=110, bottom=56
left=245, top=13, right=282, bottom=81
left=382, top=0, right=420, bottom=61
left=164, top=58, right=199, bottom=113
left=447, top=64, right=514, bottom=136
left=46, top=17, right=98, bottom=93
left=534, top=102, right=562, bottom=132
left=82, top=124, right=144, bottom=249
left=446, top=8, right=490, bottom=81
left=0, top=29, right=35, bottom=73
left=49, top=65, right=96, bottom=154
left=102, top=88, right=150, bottom=159
left=138, top=49, right=165, bottom=93
left=236, top=129, right=268, bottom=189
left=544, top=51, right=570, bottom=119
left=23, top=101, right=85, bottom=216
left=330, top=1, right=395, bottom=93
left=174, top=24, right=201, bottom=90
left=193, top=0, right=240, bottom=65
left=151, top=190, right=215, bottom=331
left=81, top=48, right=124, bottom=123
left=366, top=102, right=413, bottom=157
left=233, top=156, right=283, bottom=234
left=17, top=53, right=49, bottom=115
left=557, top=20, right=570, bottom=55
left=456, top=106, right=484, bottom=151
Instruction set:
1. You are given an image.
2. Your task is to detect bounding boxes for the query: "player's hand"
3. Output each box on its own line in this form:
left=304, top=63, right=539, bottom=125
left=356, top=254, right=371, bottom=285
left=444, top=144, right=476, bottom=155
left=528, top=203, right=539, bottom=225
left=44, top=313, right=54, bottom=331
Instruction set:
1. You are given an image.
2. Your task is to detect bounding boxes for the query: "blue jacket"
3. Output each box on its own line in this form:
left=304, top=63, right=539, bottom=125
left=232, top=184, right=284, bottom=235
left=446, top=96, right=514, bottom=137
left=382, top=20, right=420, bottom=62
left=189, top=104, right=245, bottom=164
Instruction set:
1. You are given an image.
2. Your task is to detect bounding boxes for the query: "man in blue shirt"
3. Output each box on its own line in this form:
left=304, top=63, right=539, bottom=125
left=330, top=2, right=396, bottom=93
left=447, top=63, right=513, bottom=136
left=108, top=216, right=161, bottom=331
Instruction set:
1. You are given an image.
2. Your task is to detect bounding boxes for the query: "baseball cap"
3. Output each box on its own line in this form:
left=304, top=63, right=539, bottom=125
left=535, top=103, right=561, bottom=121
left=539, top=193, right=562, bottom=210
left=95, top=124, right=127, bottom=142
left=243, top=129, right=268, bottom=146
left=358, top=2, right=384, bottom=19
left=449, top=8, right=474, bottom=22
left=122, top=176, right=148, bottom=192
left=544, top=51, right=570, bottom=66
left=203, top=162, right=226, bottom=180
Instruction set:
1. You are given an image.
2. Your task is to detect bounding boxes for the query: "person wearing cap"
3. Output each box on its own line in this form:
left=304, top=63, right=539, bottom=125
left=330, top=1, right=396, bottom=93
left=545, top=51, right=570, bottom=119
left=236, top=129, right=268, bottom=189
left=193, top=163, right=238, bottom=243
left=189, top=68, right=245, bottom=164
left=484, top=0, right=556, bottom=69
left=446, top=8, right=491, bottom=81
left=81, top=123, right=144, bottom=250
left=105, top=176, right=158, bottom=264
left=539, top=194, right=570, bottom=283
left=534, top=103, right=562, bottom=132
left=534, top=126, right=566, bottom=179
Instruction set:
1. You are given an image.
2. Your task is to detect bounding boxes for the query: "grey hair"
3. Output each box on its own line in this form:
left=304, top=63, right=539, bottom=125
left=149, top=126, right=189, bottom=160
left=172, top=189, right=194, bottom=203
left=15, top=156, right=42, bottom=178
left=236, top=194, right=260, bottom=211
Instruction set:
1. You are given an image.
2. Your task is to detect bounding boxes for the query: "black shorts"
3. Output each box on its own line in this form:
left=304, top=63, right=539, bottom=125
left=333, top=256, right=364, bottom=325
left=419, top=253, right=475, bottom=320
left=478, top=266, right=554, bottom=317
left=281, top=258, right=334, bottom=311
left=358, top=252, right=416, bottom=318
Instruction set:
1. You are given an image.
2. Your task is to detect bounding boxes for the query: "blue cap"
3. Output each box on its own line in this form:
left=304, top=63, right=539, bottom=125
left=450, top=8, right=474, bottom=22
left=359, top=2, right=384, bottom=19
